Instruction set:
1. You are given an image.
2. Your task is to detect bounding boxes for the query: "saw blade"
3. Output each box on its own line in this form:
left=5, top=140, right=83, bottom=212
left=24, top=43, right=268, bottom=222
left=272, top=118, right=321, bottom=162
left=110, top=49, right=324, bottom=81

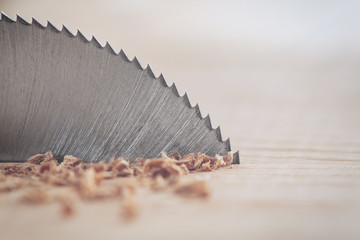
left=0, top=13, right=239, bottom=163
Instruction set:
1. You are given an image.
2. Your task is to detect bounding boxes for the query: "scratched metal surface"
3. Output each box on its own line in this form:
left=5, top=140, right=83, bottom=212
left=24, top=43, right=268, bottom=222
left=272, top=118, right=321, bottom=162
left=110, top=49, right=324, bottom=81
left=0, top=2, right=360, bottom=240
left=0, top=15, right=236, bottom=163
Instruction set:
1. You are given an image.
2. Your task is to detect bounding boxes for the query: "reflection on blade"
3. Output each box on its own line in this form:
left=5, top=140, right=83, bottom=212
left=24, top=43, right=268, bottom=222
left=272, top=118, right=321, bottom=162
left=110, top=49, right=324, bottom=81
left=0, top=12, right=238, bottom=163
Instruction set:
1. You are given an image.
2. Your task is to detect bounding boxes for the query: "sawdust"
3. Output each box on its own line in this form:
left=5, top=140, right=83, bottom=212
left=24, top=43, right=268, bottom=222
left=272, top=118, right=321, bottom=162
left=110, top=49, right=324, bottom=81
left=168, top=151, right=182, bottom=160
left=112, top=158, right=132, bottom=177
left=174, top=180, right=210, bottom=199
left=62, top=155, right=83, bottom=168
left=20, top=187, right=49, bottom=204
left=27, top=151, right=56, bottom=164
left=58, top=194, right=76, bottom=218
left=201, top=161, right=212, bottom=172
left=0, top=151, right=233, bottom=221
left=121, top=196, right=139, bottom=221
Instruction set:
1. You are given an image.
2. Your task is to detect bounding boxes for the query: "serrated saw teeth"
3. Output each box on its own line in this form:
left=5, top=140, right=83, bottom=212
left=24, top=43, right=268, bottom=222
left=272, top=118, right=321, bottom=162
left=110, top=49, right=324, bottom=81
left=204, top=114, right=212, bottom=129
left=170, top=83, right=180, bottom=97
left=224, top=138, right=231, bottom=151
left=215, top=126, right=223, bottom=142
left=32, top=17, right=45, bottom=28
left=183, top=93, right=191, bottom=107
left=16, top=14, right=30, bottom=25
left=47, top=21, right=60, bottom=32
left=0, top=13, right=239, bottom=164
left=77, top=30, right=88, bottom=42
left=1, top=12, right=15, bottom=23
left=146, top=65, right=156, bottom=78
left=105, top=42, right=117, bottom=55
left=62, top=25, right=75, bottom=37
left=158, top=73, right=168, bottom=87
left=91, top=36, right=103, bottom=48
left=233, top=151, right=240, bottom=164
left=119, top=49, right=130, bottom=62
left=132, top=56, right=143, bottom=69
left=194, top=104, right=202, bottom=118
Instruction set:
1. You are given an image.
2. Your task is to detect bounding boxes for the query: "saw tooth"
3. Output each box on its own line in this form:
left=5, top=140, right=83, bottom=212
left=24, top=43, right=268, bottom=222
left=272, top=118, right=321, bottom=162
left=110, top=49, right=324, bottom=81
left=119, top=49, right=130, bottom=62
left=215, top=126, right=223, bottom=142
left=204, top=114, right=212, bottom=129
left=77, top=30, right=89, bottom=42
left=146, top=64, right=156, bottom=78
left=170, top=83, right=180, bottom=97
left=91, top=35, right=103, bottom=48
left=233, top=151, right=240, bottom=164
left=0, top=15, right=236, bottom=163
left=194, top=103, right=202, bottom=118
left=16, top=14, right=30, bottom=25
left=132, top=56, right=143, bottom=69
left=47, top=20, right=60, bottom=32
left=224, top=138, right=231, bottom=151
left=183, top=92, right=191, bottom=107
left=158, top=73, right=168, bottom=87
left=105, top=41, right=117, bottom=55
left=31, top=17, right=45, bottom=28
left=62, top=25, right=75, bottom=37
left=1, top=12, right=15, bottom=22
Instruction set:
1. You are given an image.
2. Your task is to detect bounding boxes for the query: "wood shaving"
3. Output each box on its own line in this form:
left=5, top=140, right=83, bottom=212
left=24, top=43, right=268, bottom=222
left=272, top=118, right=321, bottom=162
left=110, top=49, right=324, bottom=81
left=0, top=151, right=234, bottom=221
left=62, top=155, right=83, bottom=168
left=179, top=164, right=189, bottom=175
left=27, top=151, right=56, bottom=164
left=121, top=196, right=138, bottom=221
left=150, top=175, right=168, bottom=191
left=211, top=154, right=225, bottom=170
left=0, top=172, right=5, bottom=182
left=2, top=163, right=38, bottom=177
left=75, top=168, right=99, bottom=200
left=133, top=167, right=143, bottom=177
left=0, top=177, right=24, bottom=193
left=174, top=180, right=210, bottom=199
left=39, top=160, right=58, bottom=174
left=201, top=161, right=212, bottom=172
left=112, top=158, right=132, bottom=177
left=135, top=158, right=146, bottom=166
left=223, top=152, right=233, bottom=166
left=57, top=194, right=76, bottom=218
left=20, top=187, right=49, bottom=204
left=168, top=151, right=181, bottom=160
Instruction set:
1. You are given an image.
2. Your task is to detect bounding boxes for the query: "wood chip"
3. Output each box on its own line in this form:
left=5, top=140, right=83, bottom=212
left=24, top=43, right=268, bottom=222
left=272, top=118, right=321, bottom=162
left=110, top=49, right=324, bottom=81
left=121, top=196, right=138, bottom=222
left=133, top=167, right=143, bottom=177
left=1, top=151, right=234, bottom=221
left=112, top=158, right=132, bottom=177
left=135, top=158, right=146, bottom=166
left=57, top=194, right=76, bottom=218
left=223, top=152, right=233, bottom=165
left=174, top=180, right=210, bottom=199
left=201, top=161, right=212, bottom=172
left=168, top=151, right=182, bottom=160
left=92, top=162, right=106, bottom=173
left=39, top=160, right=58, bottom=174
left=179, top=164, right=189, bottom=175
left=75, top=168, right=98, bottom=200
left=27, top=152, right=57, bottom=164
left=20, top=187, right=49, bottom=204
left=62, top=155, right=83, bottom=168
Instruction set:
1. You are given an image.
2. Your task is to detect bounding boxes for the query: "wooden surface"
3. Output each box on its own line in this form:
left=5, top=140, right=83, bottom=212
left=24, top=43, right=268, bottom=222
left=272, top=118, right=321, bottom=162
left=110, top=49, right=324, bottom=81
left=1, top=2, right=360, bottom=240
left=1, top=73, right=359, bottom=240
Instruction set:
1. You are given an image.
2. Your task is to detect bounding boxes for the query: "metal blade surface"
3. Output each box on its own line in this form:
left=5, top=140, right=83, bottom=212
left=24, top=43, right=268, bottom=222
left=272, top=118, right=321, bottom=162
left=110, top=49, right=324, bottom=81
left=0, top=13, right=239, bottom=163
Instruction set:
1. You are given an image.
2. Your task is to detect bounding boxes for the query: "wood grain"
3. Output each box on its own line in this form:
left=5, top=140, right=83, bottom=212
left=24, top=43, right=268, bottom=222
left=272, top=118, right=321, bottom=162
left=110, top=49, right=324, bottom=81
left=1, top=73, right=359, bottom=240
left=1, top=4, right=360, bottom=239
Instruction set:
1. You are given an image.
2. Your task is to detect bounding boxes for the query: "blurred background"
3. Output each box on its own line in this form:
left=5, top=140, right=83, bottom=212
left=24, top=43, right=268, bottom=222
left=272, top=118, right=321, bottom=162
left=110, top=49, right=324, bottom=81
left=1, top=1, right=360, bottom=239
left=1, top=0, right=360, bottom=155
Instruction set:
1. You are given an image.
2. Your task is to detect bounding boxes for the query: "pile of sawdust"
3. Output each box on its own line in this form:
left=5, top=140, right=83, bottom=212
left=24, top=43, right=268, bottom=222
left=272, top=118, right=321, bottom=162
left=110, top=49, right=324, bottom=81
left=0, top=152, right=233, bottom=221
